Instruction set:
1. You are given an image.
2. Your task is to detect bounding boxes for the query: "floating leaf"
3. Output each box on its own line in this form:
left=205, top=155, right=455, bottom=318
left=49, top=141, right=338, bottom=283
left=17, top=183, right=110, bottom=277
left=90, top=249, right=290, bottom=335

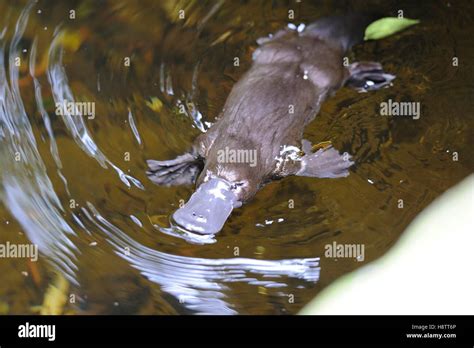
left=364, top=17, right=419, bottom=41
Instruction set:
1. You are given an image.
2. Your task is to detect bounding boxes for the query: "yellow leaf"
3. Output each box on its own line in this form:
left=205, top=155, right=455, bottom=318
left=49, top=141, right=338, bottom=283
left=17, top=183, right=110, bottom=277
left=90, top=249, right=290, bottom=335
left=0, top=301, right=9, bottom=314
left=40, top=273, right=69, bottom=315
left=146, top=97, right=163, bottom=112
left=58, top=31, right=84, bottom=52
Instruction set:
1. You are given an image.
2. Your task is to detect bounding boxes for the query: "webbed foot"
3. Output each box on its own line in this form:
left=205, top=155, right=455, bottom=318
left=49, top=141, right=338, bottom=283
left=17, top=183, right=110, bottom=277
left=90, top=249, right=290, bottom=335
left=146, top=153, right=203, bottom=186
left=297, top=142, right=354, bottom=178
left=345, top=61, right=395, bottom=92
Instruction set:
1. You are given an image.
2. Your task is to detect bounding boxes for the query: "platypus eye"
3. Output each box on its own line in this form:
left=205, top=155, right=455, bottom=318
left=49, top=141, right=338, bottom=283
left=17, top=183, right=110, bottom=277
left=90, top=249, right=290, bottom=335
left=230, top=182, right=245, bottom=190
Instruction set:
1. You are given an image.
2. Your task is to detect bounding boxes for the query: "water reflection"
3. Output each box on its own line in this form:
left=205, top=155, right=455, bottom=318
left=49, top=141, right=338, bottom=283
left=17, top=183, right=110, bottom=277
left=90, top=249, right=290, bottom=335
left=0, top=1, right=321, bottom=314
left=0, top=2, right=78, bottom=283
left=0, top=0, right=472, bottom=314
left=84, top=201, right=319, bottom=314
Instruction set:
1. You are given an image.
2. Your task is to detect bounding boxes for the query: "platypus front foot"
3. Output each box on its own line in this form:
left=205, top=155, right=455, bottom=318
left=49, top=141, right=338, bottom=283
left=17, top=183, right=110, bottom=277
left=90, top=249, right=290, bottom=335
left=297, top=141, right=354, bottom=178
left=345, top=61, right=395, bottom=92
left=146, top=153, right=203, bottom=186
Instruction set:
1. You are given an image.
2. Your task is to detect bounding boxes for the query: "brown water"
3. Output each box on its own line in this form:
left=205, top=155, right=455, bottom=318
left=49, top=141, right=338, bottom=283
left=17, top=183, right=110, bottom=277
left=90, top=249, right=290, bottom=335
left=0, top=0, right=472, bottom=314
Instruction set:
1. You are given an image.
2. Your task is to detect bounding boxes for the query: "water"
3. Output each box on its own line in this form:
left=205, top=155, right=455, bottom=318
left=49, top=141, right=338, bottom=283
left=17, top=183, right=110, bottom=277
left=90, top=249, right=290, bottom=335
left=0, top=0, right=472, bottom=314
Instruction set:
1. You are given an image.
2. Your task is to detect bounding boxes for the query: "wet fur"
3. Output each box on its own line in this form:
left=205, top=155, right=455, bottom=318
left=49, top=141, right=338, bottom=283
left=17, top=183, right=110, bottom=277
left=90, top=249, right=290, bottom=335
left=194, top=30, right=349, bottom=200
left=148, top=14, right=391, bottom=205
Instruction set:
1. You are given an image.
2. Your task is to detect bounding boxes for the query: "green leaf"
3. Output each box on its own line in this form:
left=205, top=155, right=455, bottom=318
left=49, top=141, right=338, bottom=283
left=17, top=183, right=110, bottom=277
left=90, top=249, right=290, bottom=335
left=364, top=17, right=420, bottom=41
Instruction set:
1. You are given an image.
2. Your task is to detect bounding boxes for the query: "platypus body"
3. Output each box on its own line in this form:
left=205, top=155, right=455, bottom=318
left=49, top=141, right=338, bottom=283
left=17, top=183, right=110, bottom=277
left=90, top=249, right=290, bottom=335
left=147, top=14, right=395, bottom=235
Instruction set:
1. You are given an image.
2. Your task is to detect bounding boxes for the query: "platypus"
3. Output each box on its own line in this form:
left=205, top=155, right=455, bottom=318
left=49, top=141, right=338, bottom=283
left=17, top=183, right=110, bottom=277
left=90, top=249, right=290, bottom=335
left=147, top=14, right=395, bottom=235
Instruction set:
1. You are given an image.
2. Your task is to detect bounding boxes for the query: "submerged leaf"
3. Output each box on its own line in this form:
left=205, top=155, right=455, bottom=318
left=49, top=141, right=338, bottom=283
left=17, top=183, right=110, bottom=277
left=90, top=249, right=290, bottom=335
left=40, top=273, right=69, bottom=315
left=312, top=141, right=332, bottom=152
left=148, top=214, right=168, bottom=227
left=58, top=30, right=85, bottom=52
left=146, top=97, right=163, bottom=112
left=364, top=17, right=420, bottom=41
left=0, top=301, right=9, bottom=314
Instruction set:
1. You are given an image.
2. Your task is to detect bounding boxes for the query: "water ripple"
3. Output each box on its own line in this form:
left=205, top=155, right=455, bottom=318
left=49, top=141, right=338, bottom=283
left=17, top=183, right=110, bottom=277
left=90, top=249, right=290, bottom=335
left=47, top=33, right=144, bottom=189
left=0, top=2, right=78, bottom=283
left=0, top=1, right=320, bottom=314
left=83, top=201, right=320, bottom=314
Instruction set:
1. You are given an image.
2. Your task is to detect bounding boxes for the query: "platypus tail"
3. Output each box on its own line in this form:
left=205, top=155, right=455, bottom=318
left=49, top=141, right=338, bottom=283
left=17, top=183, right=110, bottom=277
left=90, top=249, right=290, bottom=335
left=302, top=13, right=381, bottom=52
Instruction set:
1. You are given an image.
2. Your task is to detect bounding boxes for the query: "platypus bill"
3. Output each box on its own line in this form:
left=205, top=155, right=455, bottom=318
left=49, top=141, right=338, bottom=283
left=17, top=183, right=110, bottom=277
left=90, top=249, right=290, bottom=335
left=147, top=14, right=395, bottom=235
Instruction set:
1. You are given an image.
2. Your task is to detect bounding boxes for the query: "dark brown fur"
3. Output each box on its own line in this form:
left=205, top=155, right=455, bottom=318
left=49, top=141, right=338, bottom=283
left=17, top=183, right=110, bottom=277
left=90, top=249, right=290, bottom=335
left=193, top=30, right=349, bottom=201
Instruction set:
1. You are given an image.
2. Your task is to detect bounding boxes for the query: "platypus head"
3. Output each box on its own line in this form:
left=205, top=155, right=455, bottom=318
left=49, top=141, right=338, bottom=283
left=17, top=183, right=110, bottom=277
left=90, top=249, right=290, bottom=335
left=172, top=177, right=243, bottom=235
left=172, top=144, right=263, bottom=235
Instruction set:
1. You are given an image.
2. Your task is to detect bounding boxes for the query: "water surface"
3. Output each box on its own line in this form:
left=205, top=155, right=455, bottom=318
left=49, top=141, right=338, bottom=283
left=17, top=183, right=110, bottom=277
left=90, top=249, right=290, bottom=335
left=0, top=0, right=472, bottom=314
